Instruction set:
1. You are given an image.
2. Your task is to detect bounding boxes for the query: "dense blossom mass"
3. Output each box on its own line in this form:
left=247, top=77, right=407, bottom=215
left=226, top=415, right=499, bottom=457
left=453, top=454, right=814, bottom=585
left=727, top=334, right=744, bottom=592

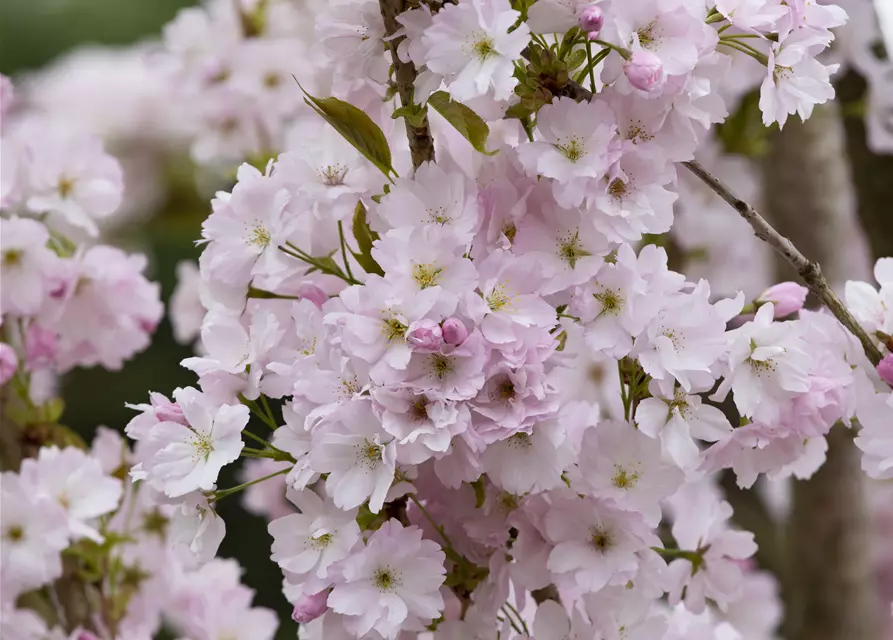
left=2, top=0, right=893, bottom=639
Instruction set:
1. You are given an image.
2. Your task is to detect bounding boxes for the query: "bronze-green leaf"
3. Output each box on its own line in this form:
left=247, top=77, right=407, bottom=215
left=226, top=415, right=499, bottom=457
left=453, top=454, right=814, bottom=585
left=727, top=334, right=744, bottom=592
left=427, top=91, right=499, bottom=156
left=351, top=201, right=385, bottom=276
left=298, top=83, right=396, bottom=178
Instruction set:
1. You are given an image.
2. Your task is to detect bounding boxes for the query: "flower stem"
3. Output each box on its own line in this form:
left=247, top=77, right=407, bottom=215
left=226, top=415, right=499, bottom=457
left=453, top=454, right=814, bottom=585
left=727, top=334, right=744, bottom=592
left=210, top=467, right=289, bottom=501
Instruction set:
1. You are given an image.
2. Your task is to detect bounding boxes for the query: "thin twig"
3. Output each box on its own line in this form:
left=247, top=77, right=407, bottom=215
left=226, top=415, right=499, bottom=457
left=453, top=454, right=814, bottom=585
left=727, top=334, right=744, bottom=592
left=683, top=160, right=882, bottom=366
left=379, top=0, right=435, bottom=170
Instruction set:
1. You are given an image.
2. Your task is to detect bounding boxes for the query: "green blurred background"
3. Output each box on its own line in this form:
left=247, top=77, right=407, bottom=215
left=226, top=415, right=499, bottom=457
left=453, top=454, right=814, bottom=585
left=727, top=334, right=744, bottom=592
left=1, top=1, right=296, bottom=637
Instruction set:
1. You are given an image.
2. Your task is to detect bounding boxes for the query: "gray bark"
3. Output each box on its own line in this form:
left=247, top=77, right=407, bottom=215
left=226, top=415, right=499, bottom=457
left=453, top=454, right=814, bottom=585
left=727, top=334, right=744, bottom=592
left=761, top=103, right=879, bottom=640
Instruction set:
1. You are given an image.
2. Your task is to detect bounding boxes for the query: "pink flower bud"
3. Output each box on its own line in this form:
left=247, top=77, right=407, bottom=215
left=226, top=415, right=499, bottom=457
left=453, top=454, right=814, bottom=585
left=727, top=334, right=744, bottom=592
left=624, top=50, right=666, bottom=93
left=25, top=325, right=57, bottom=369
left=0, top=343, right=18, bottom=385
left=297, top=284, right=328, bottom=310
left=579, top=4, right=604, bottom=37
left=74, top=631, right=101, bottom=640
left=292, top=590, right=329, bottom=624
left=155, top=402, right=187, bottom=425
left=441, top=317, right=469, bottom=346
left=407, top=319, right=443, bottom=352
left=758, top=282, right=808, bottom=318
left=878, top=354, right=893, bottom=388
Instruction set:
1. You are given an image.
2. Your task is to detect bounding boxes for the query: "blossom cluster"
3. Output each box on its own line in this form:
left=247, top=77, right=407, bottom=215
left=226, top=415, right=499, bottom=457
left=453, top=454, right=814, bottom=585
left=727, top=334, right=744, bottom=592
left=3, top=0, right=893, bottom=639
left=0, top=75, right=163, bottom=391
left=1, top=434, right=277, bottom=640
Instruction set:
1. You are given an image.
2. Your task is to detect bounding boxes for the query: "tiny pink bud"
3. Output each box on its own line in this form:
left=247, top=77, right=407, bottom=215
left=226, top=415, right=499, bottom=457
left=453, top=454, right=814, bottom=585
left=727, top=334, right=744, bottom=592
left=292, top=590, right=329, bottom=624
left=441, top=317, right=469, bottom=346
left=407, top=319, right=443, bottom=352
left=579, top=5, right=604, bottom=37
left=0, top=343, right=18, bottom=385
left=25, top=324, right=57, bottom=369
left=579, top=4, right=604, bottom=37
left=878, top=354, right=893, bottom=388
left=624, top=50, right=666, bottom=93
left=757, top=282, right=808, bottom=318
left=297, top=284, right=328, bottom=310
left=75, top=631, right=101, bottom=640
left=155, top=402, right=187, bottom=425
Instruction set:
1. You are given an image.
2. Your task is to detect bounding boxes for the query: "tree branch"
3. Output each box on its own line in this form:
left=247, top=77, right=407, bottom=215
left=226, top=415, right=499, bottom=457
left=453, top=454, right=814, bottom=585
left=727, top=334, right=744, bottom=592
left=683, top=160, right=882, bottom=366
left=379, top=0, right=436, bottom=170
left=514, top=53, right=883, bottom=365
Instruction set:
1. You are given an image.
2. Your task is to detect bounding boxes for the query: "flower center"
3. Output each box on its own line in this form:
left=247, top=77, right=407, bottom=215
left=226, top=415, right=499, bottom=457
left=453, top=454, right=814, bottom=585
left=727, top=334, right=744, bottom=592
left=189, top=431, right=214, bottom=462
left=507, top=433, right=532, bottom=449
left=412, top=263, right=442, bottom=289
left=310, top=532, right=334, bottom=549
left=608, top=178, right=628, bottom=199
left=591, top=527, right=613, bottom=552
left=502, top=223, right=517, bottom=244
left=594, top=288, right=623, bottom=315
left=263, top=72, right=282, bottom=88
left=636, top=21, right=657, bottom=48
left=557, top=230, right=590, bottom=268
left=612, top=465, right=640, bottom=489
left=58, top=176, right=75, bottom=198
left=373, top=567, right=402, bottom=592
left=409, top=398, right=429, bottom=422
left=429, top=354, right=453, bottom=380
left=383, top=317, right=408, bottom=342
left=555, top=137, right=587, bottom=162
left=472, top=36, right=496, bottom=60
left=487, top=284, right=512, bottom=312
left=356, top=438, right=383, bottom=469
left=340, top=376, right=360, bottom=398
left=426, top=206, right=453, bottom=225
left=319, top=163, right=349, bottom=186
left=2, top=249, right=23, bottom=267
left=7, top=525, right=24, bottom=541
left=246, top=221, right=271, bottom=247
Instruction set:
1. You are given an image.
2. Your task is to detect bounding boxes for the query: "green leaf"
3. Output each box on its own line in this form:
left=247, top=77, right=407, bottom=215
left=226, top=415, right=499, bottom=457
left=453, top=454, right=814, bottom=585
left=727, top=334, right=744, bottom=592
left=470, top=478, right=486, bottom=508
left=427, top=91, right=498, bottom=156
left=351, top=202, right=385, bottom=276
left=298, top=83, right=396, bottom=178
left=565, top=48, right=587, bottom=72
left=392, top=103, right=428, bottom=129
left=42, top=397, right=65, bottom=423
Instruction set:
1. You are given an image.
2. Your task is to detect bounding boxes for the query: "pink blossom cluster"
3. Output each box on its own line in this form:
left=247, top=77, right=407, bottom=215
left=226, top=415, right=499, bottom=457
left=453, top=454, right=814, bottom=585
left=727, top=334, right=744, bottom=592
left=0, top=434, right=277, bottom=640
left=0, top=75, right=163, bottom=387
left=4, top=0, right=893, bottom=638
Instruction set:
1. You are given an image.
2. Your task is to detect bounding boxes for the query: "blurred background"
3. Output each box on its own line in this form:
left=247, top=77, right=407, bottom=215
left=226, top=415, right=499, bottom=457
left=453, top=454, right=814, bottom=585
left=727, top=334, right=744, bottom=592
left=2, top=1, right=893, bottom=639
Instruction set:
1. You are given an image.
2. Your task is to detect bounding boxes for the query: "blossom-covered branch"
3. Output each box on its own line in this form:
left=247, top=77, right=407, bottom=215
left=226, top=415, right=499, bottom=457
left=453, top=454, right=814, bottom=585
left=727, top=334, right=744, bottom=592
left=683, top=159, right=884, bottom=366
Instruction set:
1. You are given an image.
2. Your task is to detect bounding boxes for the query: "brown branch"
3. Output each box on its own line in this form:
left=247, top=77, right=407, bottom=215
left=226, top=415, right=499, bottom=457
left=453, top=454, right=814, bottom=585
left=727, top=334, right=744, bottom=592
left=683, top=160, right=883, bottom=366
left=379, top=0, right=435, bottom=170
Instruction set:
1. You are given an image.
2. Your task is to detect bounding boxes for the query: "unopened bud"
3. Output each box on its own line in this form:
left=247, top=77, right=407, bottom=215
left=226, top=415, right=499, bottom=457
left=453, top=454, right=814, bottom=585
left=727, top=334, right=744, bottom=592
left=407, top=319, right=443, bottom=352
left=292, top=590, right=329, bottom=624
left=0, top=343, right=18, bottom=385
left=25, top=324, right=57, bottom=369
left=624, top=50, right=666, bottom=92
left=155, top=402, right=187, bottom=425
left=757, top=282, right=808, bottom=318
left=877, top=354, right=893, bottom=388
left=441, top=317, right=469, bottom=346
left=579, top=5, right=604, bottom=38
left=297, top=284, right=328, bottom=309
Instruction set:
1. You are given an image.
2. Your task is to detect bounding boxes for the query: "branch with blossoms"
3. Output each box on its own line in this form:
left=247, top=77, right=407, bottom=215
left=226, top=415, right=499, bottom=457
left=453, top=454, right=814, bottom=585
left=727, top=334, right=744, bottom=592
left=7, top=0, right=893, bottom=639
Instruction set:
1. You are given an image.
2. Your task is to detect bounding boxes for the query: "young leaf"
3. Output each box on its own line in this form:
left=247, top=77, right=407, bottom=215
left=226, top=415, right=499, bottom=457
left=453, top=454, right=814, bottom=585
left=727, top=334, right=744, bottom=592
left=298, top=83, right=396, bottom=178
left=351, top=202, right=385, bottom=276
left=427, top=91, right=498, bottom=156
